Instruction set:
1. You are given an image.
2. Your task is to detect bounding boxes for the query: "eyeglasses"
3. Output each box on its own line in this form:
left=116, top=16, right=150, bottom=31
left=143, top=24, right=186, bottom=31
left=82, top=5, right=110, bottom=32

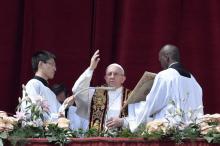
left=45, top=61, right=56, bottom=67
left=105, top=72, right=124, bottom=77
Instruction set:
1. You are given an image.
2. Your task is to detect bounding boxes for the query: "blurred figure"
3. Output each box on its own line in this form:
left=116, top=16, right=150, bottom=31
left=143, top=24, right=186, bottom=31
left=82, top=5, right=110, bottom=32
left=51, top=83, right=88, bottom=130
left=51, top=84, right=67, bottom=104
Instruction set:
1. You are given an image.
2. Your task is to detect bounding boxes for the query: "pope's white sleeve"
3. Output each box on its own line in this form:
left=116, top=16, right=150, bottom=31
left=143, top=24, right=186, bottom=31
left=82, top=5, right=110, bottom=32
left=72, top=67, right=94, bottom=119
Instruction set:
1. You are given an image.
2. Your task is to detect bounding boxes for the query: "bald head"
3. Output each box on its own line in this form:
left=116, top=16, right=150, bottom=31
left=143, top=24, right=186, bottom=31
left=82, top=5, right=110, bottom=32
left=159, top=44, right=180, bottom=69
left=161, top=44, right=180, bottom=61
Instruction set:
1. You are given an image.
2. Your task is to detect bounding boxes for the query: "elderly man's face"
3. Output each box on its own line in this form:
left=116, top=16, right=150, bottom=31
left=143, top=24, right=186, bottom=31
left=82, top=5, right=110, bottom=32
left=104, top=65, right=125, bottom=88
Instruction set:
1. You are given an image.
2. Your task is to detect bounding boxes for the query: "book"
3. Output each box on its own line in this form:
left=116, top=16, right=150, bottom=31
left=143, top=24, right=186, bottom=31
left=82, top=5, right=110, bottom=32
left=122, top=71, right=156, bottom=110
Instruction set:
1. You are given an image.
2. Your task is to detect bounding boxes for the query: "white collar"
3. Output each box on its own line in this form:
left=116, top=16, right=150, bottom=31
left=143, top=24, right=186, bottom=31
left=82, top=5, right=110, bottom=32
left=168, top=62, right=179, bottom=68
left=109, top=86, right=123, bottom=94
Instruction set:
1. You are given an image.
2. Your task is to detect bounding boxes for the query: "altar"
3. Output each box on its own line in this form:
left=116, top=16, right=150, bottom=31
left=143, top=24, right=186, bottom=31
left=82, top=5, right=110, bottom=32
left=5, top=137, right=219, bottom=146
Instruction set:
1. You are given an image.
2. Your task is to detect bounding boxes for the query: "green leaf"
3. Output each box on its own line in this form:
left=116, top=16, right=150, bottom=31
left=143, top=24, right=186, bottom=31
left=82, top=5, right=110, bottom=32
left=204, top=136, right=214, bottom=143
left=213, top=133, right=220, bottom=137
left=0, top=132, right=8, bottom=139
left=0, top=139, right=3, bottom=146
left=47, top=136, right=57, bottom=142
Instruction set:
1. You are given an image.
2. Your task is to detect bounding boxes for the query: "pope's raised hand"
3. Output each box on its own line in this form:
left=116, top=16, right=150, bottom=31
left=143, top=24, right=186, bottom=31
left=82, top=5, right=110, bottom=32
left=90, top=50, right=100, bottom=70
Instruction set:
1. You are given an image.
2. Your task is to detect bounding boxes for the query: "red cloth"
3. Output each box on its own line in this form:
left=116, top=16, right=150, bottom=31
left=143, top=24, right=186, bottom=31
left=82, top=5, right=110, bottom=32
left=5, top=138, right=219, bottom=146
left=0, top=1, right=220, bottom=114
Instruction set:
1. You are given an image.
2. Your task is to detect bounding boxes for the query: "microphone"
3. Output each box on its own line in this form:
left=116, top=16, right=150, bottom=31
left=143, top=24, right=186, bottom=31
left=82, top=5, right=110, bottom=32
left=73, top=86, right=116, bottom=98
left=58, top=86, right=116, bottom=115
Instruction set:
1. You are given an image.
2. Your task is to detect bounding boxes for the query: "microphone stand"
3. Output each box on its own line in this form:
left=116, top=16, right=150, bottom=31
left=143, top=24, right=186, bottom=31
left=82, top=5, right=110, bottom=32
left=58, top=86, right=116, bottom=116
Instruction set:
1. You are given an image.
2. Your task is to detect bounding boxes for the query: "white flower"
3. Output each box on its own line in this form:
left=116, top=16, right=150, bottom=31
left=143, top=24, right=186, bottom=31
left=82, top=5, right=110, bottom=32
left=40, top=100, right=50, bottom=113
left=14, top=111, right=26, bottom=120
left=175, top=108, right=182, bottom=116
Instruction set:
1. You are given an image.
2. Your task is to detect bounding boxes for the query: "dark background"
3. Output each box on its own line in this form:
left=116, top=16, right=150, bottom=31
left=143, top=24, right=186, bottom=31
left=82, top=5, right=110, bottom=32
left=0, top=0, right=219, bottom=114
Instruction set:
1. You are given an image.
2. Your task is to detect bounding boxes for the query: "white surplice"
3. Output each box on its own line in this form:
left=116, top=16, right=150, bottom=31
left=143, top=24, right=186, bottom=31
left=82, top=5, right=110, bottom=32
left=72, top=67, right=142, bottom=130
left=24, top=79, right=60, bottom=120
left=127, top=68, right=204, bottom=132
left=24, top=78, right=89, bottom=130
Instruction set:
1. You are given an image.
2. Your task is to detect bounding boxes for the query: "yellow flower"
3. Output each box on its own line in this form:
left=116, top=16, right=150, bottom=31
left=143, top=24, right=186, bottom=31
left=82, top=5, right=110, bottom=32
left=0, top=116, right=18, bottom=132
left=198, top=114, right=220, bottom=135
left=0, top=111, right=7, bottom=117
left=215, top=126, right=220, bottom=132
left=57, top=117, right=70, bottom=129
left=145, top=119, right=169, bottom=134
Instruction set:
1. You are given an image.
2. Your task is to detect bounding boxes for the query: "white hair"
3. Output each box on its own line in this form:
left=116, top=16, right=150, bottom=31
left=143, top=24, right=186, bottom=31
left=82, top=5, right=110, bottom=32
left=106, top=63, right=125, bottom=75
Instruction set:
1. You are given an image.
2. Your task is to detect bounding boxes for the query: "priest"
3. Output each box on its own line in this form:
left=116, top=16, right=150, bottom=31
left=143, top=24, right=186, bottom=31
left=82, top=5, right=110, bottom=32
left=21, top=51, right=60, bottom=120
left=107, top=44, right=204, bottom=132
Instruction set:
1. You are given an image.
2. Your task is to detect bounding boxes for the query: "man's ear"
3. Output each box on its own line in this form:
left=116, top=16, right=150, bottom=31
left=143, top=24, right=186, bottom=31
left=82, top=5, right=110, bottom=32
left=38, top=61, right=44, bottom=69
left=104, top=75, right=107, bottom=82
left=121, top=75, right=126, bottom=84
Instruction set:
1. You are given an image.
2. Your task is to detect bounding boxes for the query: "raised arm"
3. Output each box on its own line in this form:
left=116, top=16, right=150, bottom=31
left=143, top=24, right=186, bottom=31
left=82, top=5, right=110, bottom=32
left=72, top=50, right=100, bottom=95
left=71, top=50, right=100, bottom=119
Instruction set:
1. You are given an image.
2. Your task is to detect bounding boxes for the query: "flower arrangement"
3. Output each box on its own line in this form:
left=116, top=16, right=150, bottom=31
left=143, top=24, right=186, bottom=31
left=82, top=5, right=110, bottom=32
left=141, top=100, right=220, bottom=144
left=0, top=85, right=75, bottom=146
left=0, top=88, right=220, bottom=145
left=198, top=114, right=220, bottom=143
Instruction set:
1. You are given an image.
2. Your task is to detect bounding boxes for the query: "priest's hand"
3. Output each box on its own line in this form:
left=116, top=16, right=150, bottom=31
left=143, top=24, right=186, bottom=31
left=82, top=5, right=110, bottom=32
left=63, top=95, right=75, bottom=108
left=90, top=50, right=100, bottom=70
left=106, top=117, right=124, bottom=129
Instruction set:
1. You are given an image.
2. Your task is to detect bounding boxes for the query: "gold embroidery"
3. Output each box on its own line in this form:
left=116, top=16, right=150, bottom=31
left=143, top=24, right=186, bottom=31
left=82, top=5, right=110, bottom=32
left=89, top=87, right=130, bottom=131
left=90, top=89, right=107, bottom=131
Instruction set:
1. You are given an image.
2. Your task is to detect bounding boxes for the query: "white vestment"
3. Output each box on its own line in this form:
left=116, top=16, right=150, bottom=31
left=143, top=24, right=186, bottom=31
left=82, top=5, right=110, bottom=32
left=67, top=106, right=89, bottom=131
left=24, top=78, right=60, bottom=120
left=24, top=78, right=89, bottom=130
left=128, top=68, right=204, bottom=132
left=72, top=67, right=142, bottom=130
